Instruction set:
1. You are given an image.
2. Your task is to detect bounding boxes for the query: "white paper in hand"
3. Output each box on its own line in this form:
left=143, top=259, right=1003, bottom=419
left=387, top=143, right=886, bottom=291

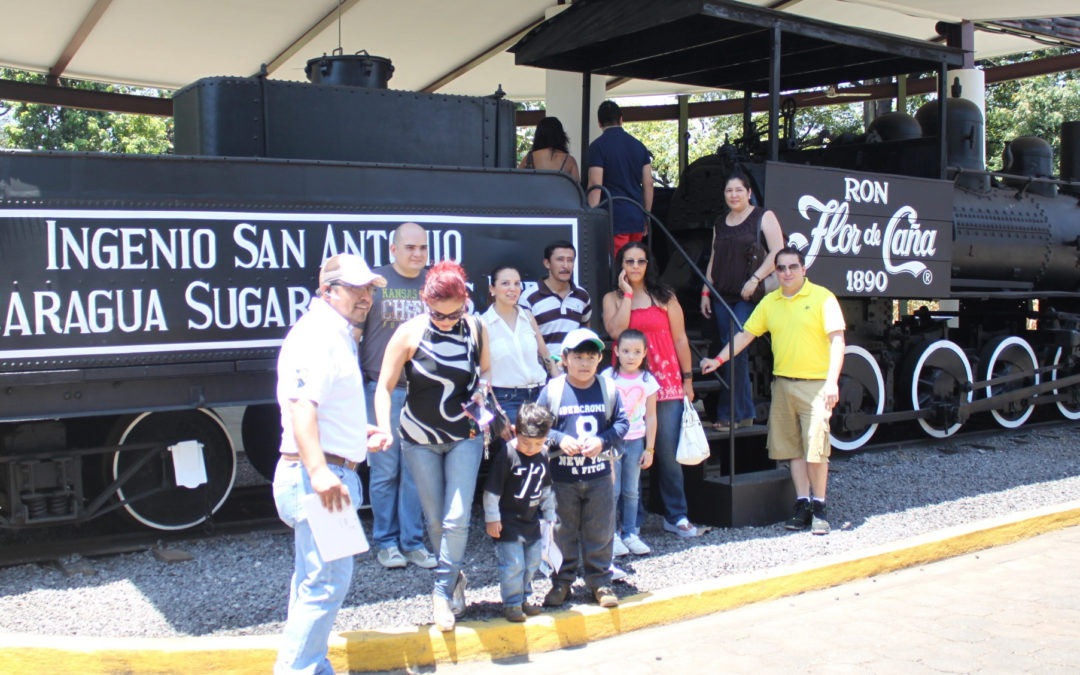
left=301, top=493, right=370, bottom=562
left=540, top=519, right=563, bottom=575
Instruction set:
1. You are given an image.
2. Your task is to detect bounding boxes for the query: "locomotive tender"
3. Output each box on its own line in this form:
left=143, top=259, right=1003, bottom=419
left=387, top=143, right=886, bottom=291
left=0, top=52, right=609, bottom=531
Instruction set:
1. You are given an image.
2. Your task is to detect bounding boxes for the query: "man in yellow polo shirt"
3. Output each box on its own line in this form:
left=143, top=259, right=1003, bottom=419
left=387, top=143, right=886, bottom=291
left=700, top=246, right=845, bottom=534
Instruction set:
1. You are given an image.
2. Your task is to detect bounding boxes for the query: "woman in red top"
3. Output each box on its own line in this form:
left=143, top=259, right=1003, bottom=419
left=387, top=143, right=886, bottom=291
left=602, top=242, right=699, bottom=537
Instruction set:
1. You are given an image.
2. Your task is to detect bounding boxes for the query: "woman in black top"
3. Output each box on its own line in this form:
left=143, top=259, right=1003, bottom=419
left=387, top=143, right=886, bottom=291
left=374, top=261, right=492, bottom=632
left=699, top=171, right=784, bottom=430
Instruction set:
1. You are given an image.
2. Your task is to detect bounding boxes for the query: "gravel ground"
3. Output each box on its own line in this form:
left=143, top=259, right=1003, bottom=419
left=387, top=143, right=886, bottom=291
left=1, top=424, right=1079, bottom=638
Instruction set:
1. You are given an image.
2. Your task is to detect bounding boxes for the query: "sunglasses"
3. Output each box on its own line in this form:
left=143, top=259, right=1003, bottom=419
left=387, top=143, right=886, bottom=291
left=429, top=306, right=467, bottom=322
left=623, top=258, right=649, bottom=266
left=775, top=263, right=802, bottom=273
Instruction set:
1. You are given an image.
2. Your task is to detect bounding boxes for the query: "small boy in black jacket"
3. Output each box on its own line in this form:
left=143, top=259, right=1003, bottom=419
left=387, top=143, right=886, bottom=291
left=483, top=402, right=557, bottom=622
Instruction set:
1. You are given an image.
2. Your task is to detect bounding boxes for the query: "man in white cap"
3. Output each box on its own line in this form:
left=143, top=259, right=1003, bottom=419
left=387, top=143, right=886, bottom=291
left=273, top=253, right=392, bottom=675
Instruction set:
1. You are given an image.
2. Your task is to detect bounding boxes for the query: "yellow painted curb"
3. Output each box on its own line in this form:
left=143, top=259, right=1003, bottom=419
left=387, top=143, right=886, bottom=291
left=3, top=502, right=1078, bottom=675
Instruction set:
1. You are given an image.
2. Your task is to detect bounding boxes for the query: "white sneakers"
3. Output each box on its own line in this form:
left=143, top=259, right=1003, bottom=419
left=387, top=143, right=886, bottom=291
left=622, top=533, right=651, bottom=555
left=612, top=536, right=630, bottom=557
left=662, top=517, right=699, bottom=538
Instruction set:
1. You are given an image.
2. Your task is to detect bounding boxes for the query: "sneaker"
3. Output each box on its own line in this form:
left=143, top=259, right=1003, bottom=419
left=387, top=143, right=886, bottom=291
left=403, top=547, right=437, bottom=569
left=612, top=536, right=630, bottom=557
left=736, top=418, right=754, bottom=429
left=543, top=582, right=571, bottom=607
left=811, top=501, right=831, bottom=535
left=376, top=546, right=407, bottom=569
left=622, top=534, right=651, bottom=556
left=503, top=605, right=526, bottom=623
left=450, top=571, right=467, bottom=617
left=432, top=592, right=455, bottom=632
left=784, top=499, right=813, bottom=531
left=662, top=517, right=698, bottom=538
left=609, top=563, right=627, bottom=582
left=521, top=601, right=543, bottom=617
left=594, top=586, right=619, bottom=608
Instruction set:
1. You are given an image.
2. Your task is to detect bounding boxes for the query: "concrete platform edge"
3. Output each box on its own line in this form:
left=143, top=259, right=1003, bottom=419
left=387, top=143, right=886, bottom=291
left=3, top=500, right=1079, bottom=675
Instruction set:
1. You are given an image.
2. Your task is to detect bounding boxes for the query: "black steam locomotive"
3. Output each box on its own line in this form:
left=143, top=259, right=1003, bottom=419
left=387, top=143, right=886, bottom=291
left=3, top=6, right=1078, bottom=531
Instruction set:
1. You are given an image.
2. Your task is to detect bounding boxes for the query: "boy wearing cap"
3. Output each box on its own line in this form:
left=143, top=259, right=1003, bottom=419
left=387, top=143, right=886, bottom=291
left=536, top=328, right=628, bottom=609
left=273, top=253, right=393, bottom=675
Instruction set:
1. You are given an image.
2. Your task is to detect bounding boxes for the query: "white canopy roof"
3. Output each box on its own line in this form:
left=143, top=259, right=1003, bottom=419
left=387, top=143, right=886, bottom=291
left=0, top=0, right=1076, bottom=100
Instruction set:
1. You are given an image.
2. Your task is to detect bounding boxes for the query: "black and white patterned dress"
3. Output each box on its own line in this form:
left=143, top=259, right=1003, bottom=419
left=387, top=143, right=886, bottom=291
left=400, top=316, right=480, bottom=444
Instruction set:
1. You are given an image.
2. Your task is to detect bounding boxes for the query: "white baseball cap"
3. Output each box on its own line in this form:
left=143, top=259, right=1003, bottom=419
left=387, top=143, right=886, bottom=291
left=319, top=254, right=387, bottom=288
left=561, top=327, right=605, bottom=351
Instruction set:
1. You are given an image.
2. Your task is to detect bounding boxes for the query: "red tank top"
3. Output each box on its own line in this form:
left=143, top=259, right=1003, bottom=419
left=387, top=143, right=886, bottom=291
left=627, top=305, right=684, bottom=401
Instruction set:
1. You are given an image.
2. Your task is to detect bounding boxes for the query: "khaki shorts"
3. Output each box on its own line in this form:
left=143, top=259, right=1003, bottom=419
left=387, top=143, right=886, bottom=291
left=767, top=377, right=831, bottom=463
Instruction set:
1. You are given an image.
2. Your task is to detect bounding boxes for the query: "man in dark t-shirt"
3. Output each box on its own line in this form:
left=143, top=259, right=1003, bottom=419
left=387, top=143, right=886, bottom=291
left=359, top=222, right=434, bottom=570
left=587, top=100, right=653, bottom=253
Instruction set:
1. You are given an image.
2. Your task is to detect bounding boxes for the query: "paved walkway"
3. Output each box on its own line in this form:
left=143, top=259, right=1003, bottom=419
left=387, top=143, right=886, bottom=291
left=3, top=504, right=1078, bottom=674
left=424, top=524, right=1080, bottom=675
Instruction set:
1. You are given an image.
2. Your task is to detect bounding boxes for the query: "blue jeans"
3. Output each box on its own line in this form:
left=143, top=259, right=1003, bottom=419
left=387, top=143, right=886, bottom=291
left=272, top=458, right=362, bottom=675
left=552, top=478, right=614, bottom=590
left=712, top=299, right=757, bottom=424
left=401, top=436, right=484, bottom=599
left=490, top=385, right=542, bottom=432
left=494, top=537, right=542, bottom=607
left=365, top=382, right=425, bottom=552
left=641, top=398, right=689, bottom=527
left=613, top=437, right=645, bottom=537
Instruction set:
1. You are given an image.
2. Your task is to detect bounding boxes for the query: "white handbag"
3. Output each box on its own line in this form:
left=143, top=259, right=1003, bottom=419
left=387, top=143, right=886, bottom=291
left=675, top=396, right=710, bottom=465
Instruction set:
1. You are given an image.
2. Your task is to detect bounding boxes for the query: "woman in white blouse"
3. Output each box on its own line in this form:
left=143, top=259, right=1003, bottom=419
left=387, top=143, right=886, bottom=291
left=482, top=265, right=560, bottom=425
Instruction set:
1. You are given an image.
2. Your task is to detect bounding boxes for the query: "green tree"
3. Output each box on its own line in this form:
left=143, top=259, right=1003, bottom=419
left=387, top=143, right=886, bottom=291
left=982, top=49, right=1080, bottom=173
left=0, top=69, right=172, bottom=153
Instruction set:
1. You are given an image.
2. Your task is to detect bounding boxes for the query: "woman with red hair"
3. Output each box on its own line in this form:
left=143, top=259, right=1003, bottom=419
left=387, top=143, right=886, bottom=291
left=375, top=260, right=492, bottom=632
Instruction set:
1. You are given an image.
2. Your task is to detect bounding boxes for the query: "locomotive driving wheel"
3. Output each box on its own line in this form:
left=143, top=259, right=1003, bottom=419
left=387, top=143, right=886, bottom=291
left=980, top=336, right=1039, bottom=429
left=903, top=339, right=973, bottom=438
left=106, top=409, right=236, bottom=530
left=1051, top=346, right=1080, bottom=420
left=830, top=345, right=885, bottom=451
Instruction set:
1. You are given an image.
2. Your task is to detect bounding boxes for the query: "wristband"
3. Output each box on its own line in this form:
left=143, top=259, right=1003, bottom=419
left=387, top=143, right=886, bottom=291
left=751, top=274, right=760, bottom=282
left=644, top=448, right=655, bottom=454
left=715, top=355, right=725, bottom=366
left=623, top=292, right=633, bottom=299
left=701, top=290, right=710, bottom=297
left=682, top=371, right=692, bottom=379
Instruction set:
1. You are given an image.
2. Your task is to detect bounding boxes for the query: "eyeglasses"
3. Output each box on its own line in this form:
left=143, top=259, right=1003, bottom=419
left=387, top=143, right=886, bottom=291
left=775, top=264, right=802, bottom=273
left=429, top=306, right=467, bottom=322
left=623, top=258, right=648, bottom=266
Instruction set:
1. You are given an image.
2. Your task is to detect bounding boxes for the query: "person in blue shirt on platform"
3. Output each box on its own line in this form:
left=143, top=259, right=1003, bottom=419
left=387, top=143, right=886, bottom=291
left=537, top=328, right=629, bottom=609
left=587, top=100, right=654, bottom=253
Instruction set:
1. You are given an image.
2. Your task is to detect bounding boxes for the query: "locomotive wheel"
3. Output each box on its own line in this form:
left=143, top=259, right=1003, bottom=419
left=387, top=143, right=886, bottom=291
left=980, top=336, right=1039, bottom=429
left=1051, top=347, right=1080, bottom=420
left=107, top=409, right=236, bottom=530
left=241, top=403, right=283, bottom=482
left=830, top=345, right=885, bottom=451
left=904, top=339, right=973, bottom=439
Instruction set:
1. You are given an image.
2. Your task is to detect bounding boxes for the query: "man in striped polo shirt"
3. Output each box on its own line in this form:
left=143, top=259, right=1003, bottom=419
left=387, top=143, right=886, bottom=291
left=521, top=240, right=592, bottom=353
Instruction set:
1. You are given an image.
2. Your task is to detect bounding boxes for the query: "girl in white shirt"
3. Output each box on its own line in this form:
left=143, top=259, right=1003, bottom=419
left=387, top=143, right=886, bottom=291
left=603, top=328, right=658, bottom=556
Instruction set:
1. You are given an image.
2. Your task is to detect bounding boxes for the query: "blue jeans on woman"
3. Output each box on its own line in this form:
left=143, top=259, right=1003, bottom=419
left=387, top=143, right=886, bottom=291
left=401, top=436, right=484, bottom=600
left=494, top=537, right=542, bottom=607
left=272, top=458, right=362, bottom=675
left=490, top=385, right=542, bottom=432
left=712, top=299, right=757, bottom=424
left=640, top=398, right=689, bottom=528
left=613, top=437, right=645, bottom=537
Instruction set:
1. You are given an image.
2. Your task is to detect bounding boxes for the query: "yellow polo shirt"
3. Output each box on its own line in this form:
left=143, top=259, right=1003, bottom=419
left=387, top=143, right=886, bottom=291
left=742, top=279, right=846, bottom=380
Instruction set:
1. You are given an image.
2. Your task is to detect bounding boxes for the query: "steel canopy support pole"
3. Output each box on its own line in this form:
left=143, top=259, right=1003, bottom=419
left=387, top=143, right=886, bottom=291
left=938, top=63, right=948, bottom=179
left=769, top=25, right=781, bottom=162
left=581, top=71, right=592, bottom=177
left=678, top=94, right=689, bottom=179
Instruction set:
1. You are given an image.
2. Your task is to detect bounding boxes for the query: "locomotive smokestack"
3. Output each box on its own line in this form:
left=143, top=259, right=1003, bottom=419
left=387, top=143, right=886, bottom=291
left=304, top=49, right=394, bottom=88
